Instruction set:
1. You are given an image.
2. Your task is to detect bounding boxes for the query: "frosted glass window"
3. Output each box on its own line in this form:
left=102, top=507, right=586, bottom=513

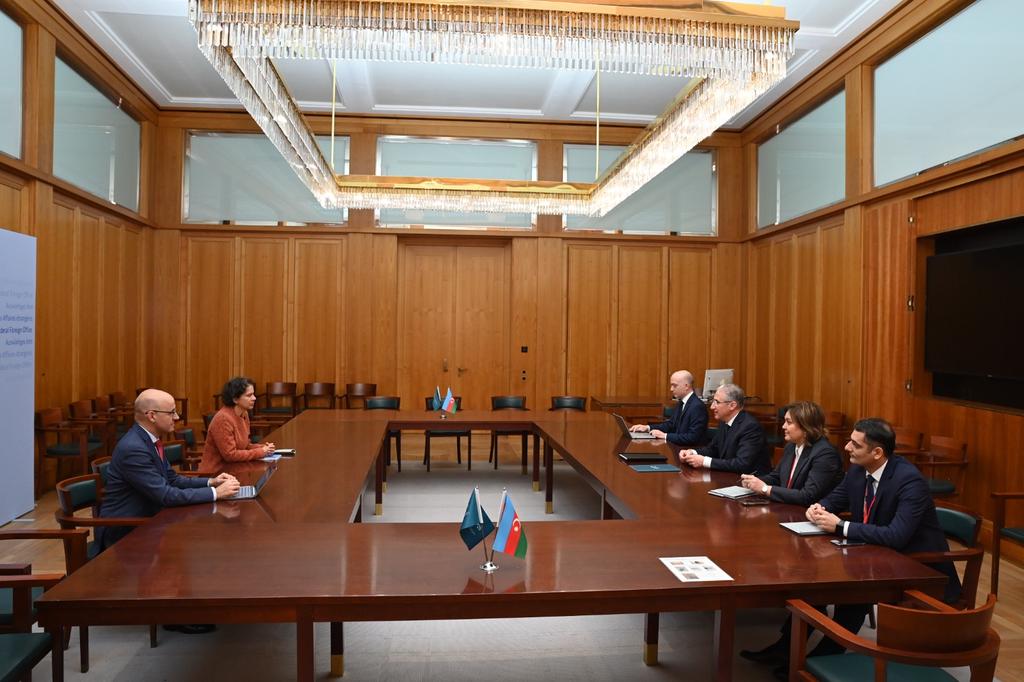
left=378, top=137, right=535, bottom=228
left=53, top=59, right=140, bottom=210
left=757, top=91, right=845, bottom=228
left=566, top=145, right=716, bottom=235
left=0, top=11, right=22, bottom=158
left=874, top=0, right=1024, bottom=186
left=185, top=133, right=349, bottom=224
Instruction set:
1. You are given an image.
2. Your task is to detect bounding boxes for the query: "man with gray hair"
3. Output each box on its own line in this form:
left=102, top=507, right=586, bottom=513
left=680, top=383, right=770, bottom=473
left=629, top=370, right=708, bottom=445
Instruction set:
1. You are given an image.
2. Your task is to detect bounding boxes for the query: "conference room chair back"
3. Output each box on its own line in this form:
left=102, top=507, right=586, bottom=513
left=34, top=407, right=103, bottom=498
left=787, top=591, right=999, bottom=682
left=365, top=396, right=401, bottom=471
left=489, top=396, right=531, bottom=471
left=989, top=490, right=1024, bottom=596
left=67, top=398, right=116, bottom=456
left=906, top=502, right=983, bottom=609
left=0, top=526, right=88, bottom=682
left=915, top=435, right=968, bottom=498
left=344, top=383, right=377, bottom=409
left=893, top=426, right=924, bottom=453
left=550, top=396, right=586, bottom=411
left=201, top=412, right=215, bottom=439
left=89, top=457, right=112, bottom=488
left=301, top=382, right=337, bottom=410
left=257, top=382, right=299, bottom=419
left=422, top=396, right=470, bottom=471
left=53, top=473, right=158, bottom=670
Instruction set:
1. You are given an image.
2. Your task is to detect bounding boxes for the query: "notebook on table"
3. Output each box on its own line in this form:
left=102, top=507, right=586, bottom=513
left=613, top=413, right=656, bottom=440
left=629, top=463, right=681, bottom=473
left=779, top=521, right=828, bottom=536
left=708, top=485, right=755, bottom=499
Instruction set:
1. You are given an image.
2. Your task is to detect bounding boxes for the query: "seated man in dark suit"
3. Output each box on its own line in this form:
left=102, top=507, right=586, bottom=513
left=629, top=369, right=708, bottom=445
left=738, top=400, right=843, bottom=506
left=742, top=417, right=958, bottom=676
left=679, top=383, right=770, bottom=474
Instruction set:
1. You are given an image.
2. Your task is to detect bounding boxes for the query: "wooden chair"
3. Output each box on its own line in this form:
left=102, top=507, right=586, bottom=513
left=549, top=396, right=586, bottom=411
left=489, top=396, right=530, bottom=472
left=824, top=411, right=846, bottom=447
left=343, top=383, right=377, bottom=409
left=423, top=396, right=469, bottom=471
left=787, top=590, right=999, bottom=681
left=908, top=502, right=983, bottom=609
left=365, top=397, right=401, bottom=471
left=914, top=435, right=968, bottom=498
left=892, top=427, right=924, bottom=454
left=990, top=490, right=1024, bottom=596
left=34, top=407, right=103, bottom=498
left=67, top=399, right=117, bottom=457
left=256, top=382, right=299, bottom=419
left=54, top=473, right=157, bottom=671
left=300, top=382, right=337, bottom=410
left=0, top=528, right=85, bottom=682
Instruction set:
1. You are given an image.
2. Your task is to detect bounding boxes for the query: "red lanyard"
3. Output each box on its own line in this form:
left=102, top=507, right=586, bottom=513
left=863, top=481, right=878, bottom=521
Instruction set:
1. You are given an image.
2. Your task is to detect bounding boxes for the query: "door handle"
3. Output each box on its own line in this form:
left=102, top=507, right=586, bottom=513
left=442, top=358, right=449, bottom=372
left=457, top=367, right=467, bottom=376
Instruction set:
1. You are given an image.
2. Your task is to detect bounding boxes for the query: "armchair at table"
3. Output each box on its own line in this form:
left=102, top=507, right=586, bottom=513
left=299, top=382, right=337, bottom=410
left=67, top=399, right=119, bottom=457
left=255, top=382, right=299, bottom=419
left=786, top=590, right=999, bottom=682
left=990, top=490, right=1024, bottom=596
left=34, top=407, right=104, bottom=498
left=907, top=502, right=983, bottom=609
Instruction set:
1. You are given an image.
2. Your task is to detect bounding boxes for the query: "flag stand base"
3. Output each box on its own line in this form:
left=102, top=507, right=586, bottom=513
left=480, top=561, right=499, bottom=573
left=440, top=413, right=447, bottom=420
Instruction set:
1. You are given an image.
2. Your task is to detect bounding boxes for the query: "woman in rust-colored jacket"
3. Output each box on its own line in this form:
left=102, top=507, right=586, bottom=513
left=200, top=376, right=275, bottom=472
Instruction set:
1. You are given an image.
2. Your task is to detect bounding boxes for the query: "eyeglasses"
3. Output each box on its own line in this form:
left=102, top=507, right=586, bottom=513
left=148, top=409, right=179, bottom=417
left=710, top=398, right=736, bottom=406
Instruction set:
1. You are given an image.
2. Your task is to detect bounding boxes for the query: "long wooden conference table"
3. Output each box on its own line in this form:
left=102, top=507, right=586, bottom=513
left=36, top=409, right=945, bottom=681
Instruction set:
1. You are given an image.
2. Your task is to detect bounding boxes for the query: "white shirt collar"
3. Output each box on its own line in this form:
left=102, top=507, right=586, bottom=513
left=726, top=412, right=739, bottom=427
left=794, top=443, right=803, bottom=458
left=867, top=459, right=888, bottom=485
left=139, top=425, right=160, bottom=444
left=679, top=391, right=692, bottom=407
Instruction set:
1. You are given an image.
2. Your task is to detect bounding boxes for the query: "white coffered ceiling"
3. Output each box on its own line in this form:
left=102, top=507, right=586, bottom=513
left=52, top=0, right=904, bottom=129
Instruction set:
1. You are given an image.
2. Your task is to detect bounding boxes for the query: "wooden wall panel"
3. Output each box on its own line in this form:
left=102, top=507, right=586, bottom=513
left=615, top=246, right=664, bottom=396
left=454, top=245, right=511, bottom=408
left=120, top=227, right=142, bottom=395
left=146, top=229, right=184, bottom=395
left=667, top=248, right=712, bottom=390
left=73, top=210, right=101, bottom=398
left=97, top=219, right=123, bottom=394
left=566, top=244, right=613, bottom=399
left=793, top=230, right=820, bottom=400
left=914, top=166, right=1024, bottom=236
left=294, top=239, right=344, bottom=386
left=534, top=238, right=566, bottom=405
left=239, top=238, right=289, bottom=385
left=396, top=244, right=455, bottom=404
left=0, top=172, right=26, bottom=232
left=510, top=239, right=539, bottom=407
left=818, top=223, right=848, bottom=414
left=185, top=238, right=235, bottom=416
left=768, top=237, right=795, bottom=401
left=710, top=243, right=746, bottom=382
left=35, top=201, right=74, bottom=408
left=747, top=241, right=772, bottom=399
left=344, top=233, right=397, bottom=394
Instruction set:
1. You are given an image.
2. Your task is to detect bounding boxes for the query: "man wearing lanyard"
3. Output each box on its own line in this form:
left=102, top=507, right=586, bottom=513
left=742, top=417, right=957, bottom=677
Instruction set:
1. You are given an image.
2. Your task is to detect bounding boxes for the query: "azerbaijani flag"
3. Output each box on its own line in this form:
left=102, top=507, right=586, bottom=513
left=459, top=487, right=494, bottom=550
left=492, top=490, right=527, bottom=558
left=441, top=387, right=457, bottom=413
left=431, top=386, right=442, bottom=411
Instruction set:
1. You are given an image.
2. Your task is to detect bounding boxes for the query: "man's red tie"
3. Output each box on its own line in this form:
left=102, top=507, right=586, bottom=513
left=156, top=440, right=165, bottom=461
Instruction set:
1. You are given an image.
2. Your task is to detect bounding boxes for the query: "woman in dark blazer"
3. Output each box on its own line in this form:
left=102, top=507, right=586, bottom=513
left=739, top=401, right=842, bottom=506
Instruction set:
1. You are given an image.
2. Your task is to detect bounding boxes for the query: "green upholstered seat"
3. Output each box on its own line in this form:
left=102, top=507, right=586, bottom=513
left=1001, top=526, right=1024, bottom=543
left=806, top=654, right=955, bottom=682
left=64, top=478, right=98, bottom=509
left=46, top=440, right=103, bottom=458
left=164, top=443, right=183, bottom=466
left=935, top=507, right=978, bottom=546
left=927, top=479, right=956, bottom=496
left=0, top=586, right=44, bottom=626
left=0, top=632, right=52, bottom=682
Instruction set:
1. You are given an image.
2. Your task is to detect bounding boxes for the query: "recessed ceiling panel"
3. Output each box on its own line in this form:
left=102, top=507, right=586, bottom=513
left=273, top=59, right=338, bottom=105
left=368, top=62, right=550, bottom=113
left=576, top=72, right=690, bottom=120
left=96, top=12, right=233, bottom=100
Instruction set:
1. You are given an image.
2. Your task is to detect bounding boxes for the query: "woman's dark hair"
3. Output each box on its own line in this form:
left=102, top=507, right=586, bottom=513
left=221, top=376, right=255, bottom=407
left=784, top=401, right=827, bottom=443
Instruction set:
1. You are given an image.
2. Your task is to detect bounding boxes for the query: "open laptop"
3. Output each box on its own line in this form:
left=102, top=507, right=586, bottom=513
left=233, top=466, right=276, bottom=500
left=612, top=413, right=656, bottom=440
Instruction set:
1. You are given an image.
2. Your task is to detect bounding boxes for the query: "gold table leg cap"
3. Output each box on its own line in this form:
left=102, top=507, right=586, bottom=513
left=382, top=482, right=387, bottom=493
left=330, top=654, right=344, bottom=677
left=643, top=644, right=658, bottom=665
left=532, top=481, right=540, bottom=492
left=374, top=503, right=382, bottom=516
left=545, top=501, right=553, bottom=514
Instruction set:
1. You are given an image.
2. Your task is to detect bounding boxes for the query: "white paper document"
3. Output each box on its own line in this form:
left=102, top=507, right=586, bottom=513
left=779, top=521, right=828, bottom=536
left=708, top=485, right=755, bottom=499
left=260, top=454, right=282, bottom=462
left=659, top=556, right=733, bottom=583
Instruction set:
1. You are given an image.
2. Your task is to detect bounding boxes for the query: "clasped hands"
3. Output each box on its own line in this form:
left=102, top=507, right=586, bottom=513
left=739, top=474, right=769, bottom=496
left=678, top=449, right=704, bottom=468
left=806, top=503, right=841, bottom=533
left=211, top=472, right=241, bottom=498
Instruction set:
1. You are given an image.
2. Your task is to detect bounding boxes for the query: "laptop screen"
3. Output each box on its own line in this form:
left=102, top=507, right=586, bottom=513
left=253, top=466, right=275, bottom=492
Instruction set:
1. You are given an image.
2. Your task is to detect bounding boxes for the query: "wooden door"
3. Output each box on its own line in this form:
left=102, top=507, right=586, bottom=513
left=397, top=243, right=510, bottom=411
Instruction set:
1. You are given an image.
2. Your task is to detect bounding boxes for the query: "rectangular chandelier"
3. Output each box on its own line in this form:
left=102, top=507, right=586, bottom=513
left=189, top=1, right=798, bottom=217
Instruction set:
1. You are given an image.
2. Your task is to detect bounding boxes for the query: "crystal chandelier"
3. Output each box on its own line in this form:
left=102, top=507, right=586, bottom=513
left=189, top=1, right=797, bottom=217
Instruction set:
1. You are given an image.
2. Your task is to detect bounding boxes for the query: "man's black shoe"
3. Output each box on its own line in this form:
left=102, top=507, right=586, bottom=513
left=162, top=624, right=217, bottom=635
left=739, top=640, right=787, bottom=664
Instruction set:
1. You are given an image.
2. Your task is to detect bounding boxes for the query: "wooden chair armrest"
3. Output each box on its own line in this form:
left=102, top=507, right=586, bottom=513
left=788, top=599, right=880, bottom=655
left=0, top=563, right=31, bottom=575
left=893, top=448, right=926, bottom=458
left=0, top=529, right=89, bottom=542
left=901, top=589, right=958, bottom=612
left=69, top=415, right=116, bottom=425
left=37, top=423, right=89, bottom=435
left=908, top=547, right=982, bottom=564
left=53, top=514, right=150, bottom=528
left=916, top=458, right=968, bottom=469
left=991, top=491, right=1024, bottom=499
left=0, top=573, right=65, bottom=590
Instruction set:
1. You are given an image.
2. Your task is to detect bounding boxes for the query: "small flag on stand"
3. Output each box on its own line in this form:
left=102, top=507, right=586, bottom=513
left=431, top=386, right=443, bottom=411
left=492, top=490, right=528, bottom=559
left=441, top=387, right=457, bottom=413
left=459, top=487, right=494, bottom=550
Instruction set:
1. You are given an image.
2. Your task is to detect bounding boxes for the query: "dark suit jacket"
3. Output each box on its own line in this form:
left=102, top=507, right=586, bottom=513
left=695, top=409, right=770, bottom=474
left=759, top=438, right=843, bottom=506
left=647, top=393, right=708, bottom=446
left=96, top=423, right=214, bottom=551
left=819, top=455, right=960, bottom=601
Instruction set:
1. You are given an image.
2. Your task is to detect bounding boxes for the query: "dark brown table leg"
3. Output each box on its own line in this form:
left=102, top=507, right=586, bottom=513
left=330, top=621, right=344, bottom=677
left=521, top=433, right=528, bottom=474
left=375, top=446, right=384, bottom=516
left=714, top=606, right=735, bottom=681
left=643, top=612, right=659, bottom=665
left=544, top=442, right=553, bottom=514
left=297, top=615, right=314, bottom=681
left=51, top=626, right=64, bottom=682
left=80, top=623, right=88, bottom=672
left=601, top=491, right=616, bottom=520
left=532, top=434, right=541, bottom=491
left=382, top=438, right=388, bottom=493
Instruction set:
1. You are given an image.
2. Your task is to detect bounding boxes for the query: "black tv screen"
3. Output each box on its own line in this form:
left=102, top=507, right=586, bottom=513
left=925, top=243, right=1024, bottom=381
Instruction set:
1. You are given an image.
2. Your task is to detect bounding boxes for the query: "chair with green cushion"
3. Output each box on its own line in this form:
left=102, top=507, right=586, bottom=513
left=34, top=408, right=103, bottom=498
left=67, top=399, right=118, bottom=457
left=423, top=396, right=469, bottom=472
left=90, top=457, right=112, bottom=486
left=990, top=490, right=1024, bottom=596
left=0, top=527, right=87, bottom=681
left=907, top=502, right=983, bottom=609
left=256, top=382, right=299, bottom=419
left=787, top=590, right=999, bottom=682
left=365, top=397, right=401, bottom=472
left=54, top=474, right=156, bottom=671
left=488, top=396, right=531, bottom=473
left=914, top=435, right=968, bottom=499
left=549, top=396, right=586, bottom=412
left=300, top=382, right=337, bottom=410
